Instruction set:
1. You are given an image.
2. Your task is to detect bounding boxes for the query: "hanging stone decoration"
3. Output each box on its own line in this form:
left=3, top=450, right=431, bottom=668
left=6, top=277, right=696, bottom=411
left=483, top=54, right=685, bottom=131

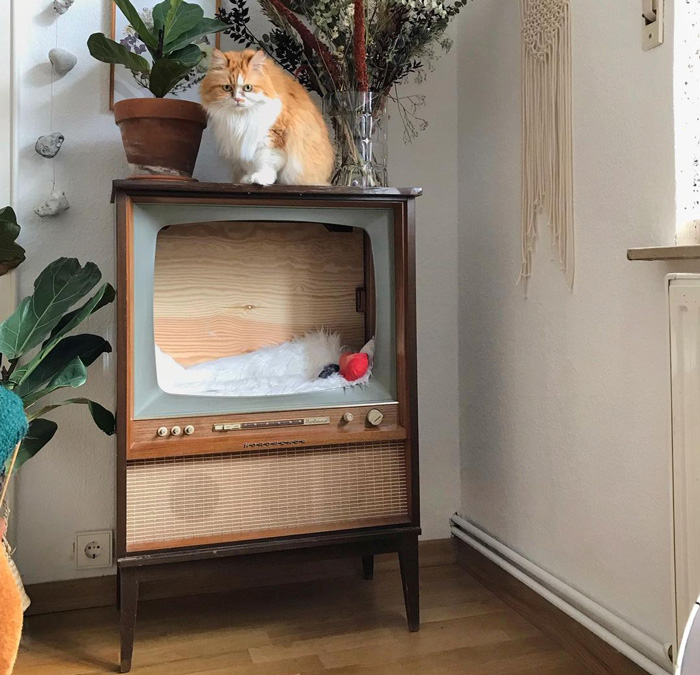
left=35, top=132, right=65, bottom=158
left=39, top=0, right=72, bottom=220
left=34, top=191, right=70, bottom=218
left=520, top=0, right=574, bottom=289
left=49, top=48, right=77, bottom=76
left=53, top=0, right=74, bottom=15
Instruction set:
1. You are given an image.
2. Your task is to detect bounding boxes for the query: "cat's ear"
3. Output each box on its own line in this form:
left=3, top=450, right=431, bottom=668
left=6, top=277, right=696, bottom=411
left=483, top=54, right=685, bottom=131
left=210, top=49, right=227, bottom=70
left=249, top=50, right=267, bottom=73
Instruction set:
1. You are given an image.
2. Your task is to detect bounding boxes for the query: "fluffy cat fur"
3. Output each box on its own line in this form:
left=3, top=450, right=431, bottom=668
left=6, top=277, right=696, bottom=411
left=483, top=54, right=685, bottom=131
left=201, top=49, right=334, bottom=186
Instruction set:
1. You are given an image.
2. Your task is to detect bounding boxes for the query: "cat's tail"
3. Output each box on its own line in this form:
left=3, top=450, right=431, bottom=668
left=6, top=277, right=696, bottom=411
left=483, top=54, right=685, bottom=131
left=284, top=106, right=335, bottom=185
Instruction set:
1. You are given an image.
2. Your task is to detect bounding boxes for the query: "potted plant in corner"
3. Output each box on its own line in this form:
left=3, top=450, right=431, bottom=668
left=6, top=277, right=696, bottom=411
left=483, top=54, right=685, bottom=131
left=88, top=0, right=228, bottom=179
left=0, top=206, right=116, bottom=615
left=0, top=207, right=116, bottom=469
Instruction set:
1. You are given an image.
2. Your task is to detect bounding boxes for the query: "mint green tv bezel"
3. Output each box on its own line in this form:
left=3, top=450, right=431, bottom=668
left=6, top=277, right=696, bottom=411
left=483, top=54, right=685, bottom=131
left=132, top=203, right=397, bottom=420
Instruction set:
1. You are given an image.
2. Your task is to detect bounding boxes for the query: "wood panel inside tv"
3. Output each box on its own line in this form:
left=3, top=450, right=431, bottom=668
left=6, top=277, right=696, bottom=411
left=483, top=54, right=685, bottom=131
left=154, top=221, right=369, bottom=366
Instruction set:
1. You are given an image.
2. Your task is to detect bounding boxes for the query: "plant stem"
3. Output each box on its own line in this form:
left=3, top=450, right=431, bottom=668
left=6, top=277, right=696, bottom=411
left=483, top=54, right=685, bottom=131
left=354, top=0, right=368, bottom=92
left=157, top=28, right=165, bottom=59
left=5, top=358, right=19, bottom=380
left=265, top=0, right=342, bottom=86
left=0, top=442, right=20, bottom=508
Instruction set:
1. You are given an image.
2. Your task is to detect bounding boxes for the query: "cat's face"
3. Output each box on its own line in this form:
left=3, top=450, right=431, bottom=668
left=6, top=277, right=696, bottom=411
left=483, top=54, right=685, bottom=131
left=201, top=49, right=276, bottom=112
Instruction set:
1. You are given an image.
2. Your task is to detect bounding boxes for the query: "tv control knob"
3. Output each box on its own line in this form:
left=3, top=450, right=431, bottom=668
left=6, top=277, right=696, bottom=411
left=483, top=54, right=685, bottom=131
left=170, top=426, right=182, bottom=436
left=157, top=426, right=168, bottom=437
left=342, top=412, right=355, bottom=423
left=366, top=409, right=384, bottom=427
left=184, top=425, right=195, bottom=435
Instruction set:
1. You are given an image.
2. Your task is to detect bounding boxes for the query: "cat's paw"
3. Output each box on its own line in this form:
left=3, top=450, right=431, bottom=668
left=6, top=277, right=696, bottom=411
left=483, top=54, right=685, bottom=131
left=248, top=169, right=277, bottom=186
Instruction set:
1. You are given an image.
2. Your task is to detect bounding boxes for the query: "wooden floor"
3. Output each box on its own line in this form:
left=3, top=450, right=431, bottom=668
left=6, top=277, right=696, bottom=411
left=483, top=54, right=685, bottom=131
left=14, top=564, right=594, bottom=674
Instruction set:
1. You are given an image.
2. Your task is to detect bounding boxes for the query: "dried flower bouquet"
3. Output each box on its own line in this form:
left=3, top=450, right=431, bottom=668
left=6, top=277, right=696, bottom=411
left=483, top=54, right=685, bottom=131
left=218, top=0, right=467, bottom=183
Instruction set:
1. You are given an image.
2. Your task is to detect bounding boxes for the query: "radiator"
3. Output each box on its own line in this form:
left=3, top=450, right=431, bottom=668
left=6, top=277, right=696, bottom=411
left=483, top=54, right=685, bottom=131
left=670, top=274, right=700, bottom=647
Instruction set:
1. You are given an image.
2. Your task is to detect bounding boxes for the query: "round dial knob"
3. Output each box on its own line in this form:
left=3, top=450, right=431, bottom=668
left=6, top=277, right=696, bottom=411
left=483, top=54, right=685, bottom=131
left=170, top=426, right=182, bottom=436
left=184, top=425, right=195, bottom=435
left=342, top=412, right=355, bottom=423
left=366, top=409, right=384, bottom=427
left=157, top=426, right=168, bottom=437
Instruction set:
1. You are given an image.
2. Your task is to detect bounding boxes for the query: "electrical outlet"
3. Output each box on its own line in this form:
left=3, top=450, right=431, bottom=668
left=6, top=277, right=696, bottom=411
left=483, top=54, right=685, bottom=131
left=75, top=530, right=113, bottom=569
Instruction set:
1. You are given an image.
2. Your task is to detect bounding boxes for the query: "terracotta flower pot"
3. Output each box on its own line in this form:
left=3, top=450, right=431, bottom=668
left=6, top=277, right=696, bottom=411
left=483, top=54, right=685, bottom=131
left=114, top=98, right=207, bottom=180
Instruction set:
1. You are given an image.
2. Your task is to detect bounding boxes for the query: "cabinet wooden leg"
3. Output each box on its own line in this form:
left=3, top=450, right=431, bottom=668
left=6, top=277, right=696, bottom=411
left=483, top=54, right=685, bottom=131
left=119, top=567, right=139, bottom=673
left=362, top=555, right=374, bottom=580
left=398, top=534, right=419, bottom=632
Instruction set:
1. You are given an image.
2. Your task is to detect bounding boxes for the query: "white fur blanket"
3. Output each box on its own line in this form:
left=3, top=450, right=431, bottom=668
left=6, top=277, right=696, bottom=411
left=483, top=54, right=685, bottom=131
left=156, top=331, right=372, bottom=397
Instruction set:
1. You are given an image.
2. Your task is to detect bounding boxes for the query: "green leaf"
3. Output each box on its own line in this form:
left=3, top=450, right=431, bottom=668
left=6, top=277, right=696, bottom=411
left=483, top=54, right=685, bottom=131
left=15, top=419, right=58, bottom=469
left=13, top=334, right=111, bottom=398
left=152, top=0, right=171, bottom=33
left=164, top=1, right=204, bottom=47
left=149, top=56, right=201, bottom=97
left=0, top=206, right=25, bottom=276
left=0, top=258, right=101, bottom=360
left=28, top=398, right=116, bottom=436
left=87, top=34, right=151, bottom=75
left=21, top=357, right=87, bottom=408
left=14, top=282, right=115, bottom=390
left=164, top=0, right=185, bottom=32
left=86, top=400, right=116, bottom=435
left=48, top=284, right=113, bottom=344
left=46, top=283, right=115, bottom=345
left=165, top=17, right=229, bottom=54
left=166, top=44, right=205, bottom=67
left=113, top=0, right=158, bottom=48
left=19, top=283, right=112, bottom=382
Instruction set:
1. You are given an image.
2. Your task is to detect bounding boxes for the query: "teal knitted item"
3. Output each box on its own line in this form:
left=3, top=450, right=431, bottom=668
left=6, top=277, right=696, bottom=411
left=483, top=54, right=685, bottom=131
left=0, top=387, right=28, bottom=468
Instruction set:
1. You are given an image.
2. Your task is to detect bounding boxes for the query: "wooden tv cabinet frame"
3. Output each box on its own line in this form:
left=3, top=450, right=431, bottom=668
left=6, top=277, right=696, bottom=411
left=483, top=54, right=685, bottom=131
left=113, top=181, right=421, bottom=673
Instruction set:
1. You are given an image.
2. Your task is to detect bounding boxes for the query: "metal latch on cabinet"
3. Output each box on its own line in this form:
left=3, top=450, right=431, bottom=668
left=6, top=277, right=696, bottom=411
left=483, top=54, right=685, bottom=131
left=642, top=0, right=663, bottom=51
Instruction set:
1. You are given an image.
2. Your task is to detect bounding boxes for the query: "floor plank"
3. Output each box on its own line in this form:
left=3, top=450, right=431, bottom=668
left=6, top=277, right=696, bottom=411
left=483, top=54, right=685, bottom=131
left=14, top=564, right=594, bottom=674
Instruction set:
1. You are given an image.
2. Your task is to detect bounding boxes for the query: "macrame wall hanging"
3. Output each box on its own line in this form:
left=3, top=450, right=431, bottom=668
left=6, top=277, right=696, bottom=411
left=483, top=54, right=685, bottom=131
left=520, top=0, right=574, bottom=289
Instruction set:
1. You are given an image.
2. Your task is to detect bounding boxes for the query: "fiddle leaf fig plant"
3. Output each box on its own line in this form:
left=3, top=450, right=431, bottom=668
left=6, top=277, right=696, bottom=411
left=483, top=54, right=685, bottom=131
left=0, top=218, right=116, bottom=470
left=87, top=0, right=228, bottom=98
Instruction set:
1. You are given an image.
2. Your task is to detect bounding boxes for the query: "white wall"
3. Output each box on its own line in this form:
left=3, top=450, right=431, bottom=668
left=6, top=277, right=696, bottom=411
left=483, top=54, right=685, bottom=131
left=674, top=0, right=700, bottom=227
left=458, top=0, right=681, bottom=646
left=11, top=1, right=460, bottom=584
left=0, top=0, right=16, bottom=322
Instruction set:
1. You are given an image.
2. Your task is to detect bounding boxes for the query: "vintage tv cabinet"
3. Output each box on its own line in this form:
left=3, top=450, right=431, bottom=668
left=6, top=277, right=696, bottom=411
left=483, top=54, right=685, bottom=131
left=113, top=180, right=421, bottom=673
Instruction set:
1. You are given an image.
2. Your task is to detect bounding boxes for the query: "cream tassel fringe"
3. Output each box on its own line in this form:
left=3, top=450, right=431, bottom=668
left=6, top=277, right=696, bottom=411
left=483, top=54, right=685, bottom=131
left=520, top=0, right=574, bottom=289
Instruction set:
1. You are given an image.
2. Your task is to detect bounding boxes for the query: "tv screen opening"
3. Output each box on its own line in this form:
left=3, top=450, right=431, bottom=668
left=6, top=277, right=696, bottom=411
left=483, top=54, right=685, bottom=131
left=131, top=203, right=397, bottom=419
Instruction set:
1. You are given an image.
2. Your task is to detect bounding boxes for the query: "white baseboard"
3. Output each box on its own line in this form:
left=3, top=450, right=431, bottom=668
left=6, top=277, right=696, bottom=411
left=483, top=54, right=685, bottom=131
left=450, top=514, right=672, bottom=674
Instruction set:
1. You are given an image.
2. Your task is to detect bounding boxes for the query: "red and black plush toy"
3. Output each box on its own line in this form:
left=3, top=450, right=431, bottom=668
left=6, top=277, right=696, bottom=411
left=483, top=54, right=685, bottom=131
left=339, top=351, right=370, bottom=381
left=318, top=338, right=374, bottom=382
left=339, top=337, right=374, bottom=381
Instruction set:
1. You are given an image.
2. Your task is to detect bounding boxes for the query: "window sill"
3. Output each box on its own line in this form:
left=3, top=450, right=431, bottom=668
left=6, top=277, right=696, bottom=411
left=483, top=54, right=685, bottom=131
left=627, top=245, right=700, bottom=261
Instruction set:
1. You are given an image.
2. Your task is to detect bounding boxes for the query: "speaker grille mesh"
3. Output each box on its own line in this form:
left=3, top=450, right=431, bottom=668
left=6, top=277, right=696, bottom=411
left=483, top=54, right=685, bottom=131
left=126, top=440, right=408, bottom=549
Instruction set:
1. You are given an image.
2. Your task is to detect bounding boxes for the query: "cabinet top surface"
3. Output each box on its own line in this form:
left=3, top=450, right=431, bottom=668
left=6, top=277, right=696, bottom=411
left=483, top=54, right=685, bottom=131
left=112, top=180, right=422, bottom=201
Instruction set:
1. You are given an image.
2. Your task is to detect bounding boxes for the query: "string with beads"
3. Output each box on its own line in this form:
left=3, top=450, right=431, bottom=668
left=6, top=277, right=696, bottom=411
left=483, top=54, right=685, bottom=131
left=34, top=1, right=78, bottom=217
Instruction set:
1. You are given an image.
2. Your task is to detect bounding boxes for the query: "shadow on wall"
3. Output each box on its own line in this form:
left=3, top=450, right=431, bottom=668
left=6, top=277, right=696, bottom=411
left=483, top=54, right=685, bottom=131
left=457, top=0, right=522, bottom=527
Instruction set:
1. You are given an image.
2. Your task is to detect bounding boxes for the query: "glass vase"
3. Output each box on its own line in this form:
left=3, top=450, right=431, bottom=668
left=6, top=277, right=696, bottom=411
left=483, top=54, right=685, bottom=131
left=325, top=91, right=388, bottom=187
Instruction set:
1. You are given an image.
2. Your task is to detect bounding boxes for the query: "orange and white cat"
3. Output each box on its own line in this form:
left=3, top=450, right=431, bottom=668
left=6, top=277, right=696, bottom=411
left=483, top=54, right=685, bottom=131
left=201, top=49, right=334, bottom=186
